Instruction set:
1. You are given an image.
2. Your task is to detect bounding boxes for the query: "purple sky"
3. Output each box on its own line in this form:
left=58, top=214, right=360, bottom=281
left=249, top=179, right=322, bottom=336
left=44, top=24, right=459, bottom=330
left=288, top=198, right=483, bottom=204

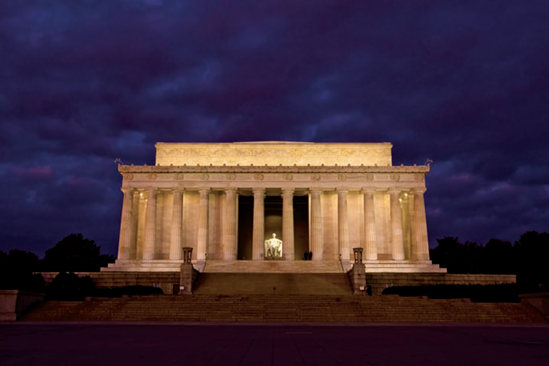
left=1, top=1, right=548, bottom=257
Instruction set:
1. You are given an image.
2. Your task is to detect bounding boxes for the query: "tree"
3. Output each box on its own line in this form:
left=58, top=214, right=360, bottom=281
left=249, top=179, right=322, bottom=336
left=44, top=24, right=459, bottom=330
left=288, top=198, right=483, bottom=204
left=515, top=231, right=549, bottom=292
left=46, top=272, right=95, bottom=301
left=40, top=233, right=115, bottom=272
left=0, top=249, right=44, bottom=291
left=430, top=237, right=483, bottom=274
left=480, top=238, right=515, bottom=274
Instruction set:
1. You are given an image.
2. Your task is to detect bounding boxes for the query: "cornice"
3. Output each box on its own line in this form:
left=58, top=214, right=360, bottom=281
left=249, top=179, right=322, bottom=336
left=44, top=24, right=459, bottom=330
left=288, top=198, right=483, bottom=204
left=118, top=164, right=430, bottom=174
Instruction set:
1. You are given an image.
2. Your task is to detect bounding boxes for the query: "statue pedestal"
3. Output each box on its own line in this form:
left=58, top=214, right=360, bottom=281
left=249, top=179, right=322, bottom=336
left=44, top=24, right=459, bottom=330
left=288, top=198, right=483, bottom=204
left=264, top=255, right=285, bottom=261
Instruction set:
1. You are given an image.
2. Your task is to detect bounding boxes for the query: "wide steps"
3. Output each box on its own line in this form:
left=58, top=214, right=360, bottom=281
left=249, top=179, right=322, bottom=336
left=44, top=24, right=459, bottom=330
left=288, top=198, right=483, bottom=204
left=193, top=273, right=351, bottom=295
left=203, top=260, right=343, bottom=273
left=20, top=295, right=547, bottom=323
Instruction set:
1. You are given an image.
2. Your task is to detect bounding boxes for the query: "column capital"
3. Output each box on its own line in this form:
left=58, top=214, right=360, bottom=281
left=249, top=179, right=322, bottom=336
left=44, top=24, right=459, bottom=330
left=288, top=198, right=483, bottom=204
left=411, top=187, right=427, bottom=194
left=198, top=188, right=210, bottom=195
left=309, top=188, right=323, bottom=194
left=388, top=188, right=402, bottom=195
left=252, top=188, right=266, bottom=197
left=361, top=187, right=375, bottom=194
left=281, top=188, right=294, bottom=197
left=121, top=187, right=134, bottom=194
left=145, top=187, right=157, bottom=193
left=337, top=188, right=349, bottom=193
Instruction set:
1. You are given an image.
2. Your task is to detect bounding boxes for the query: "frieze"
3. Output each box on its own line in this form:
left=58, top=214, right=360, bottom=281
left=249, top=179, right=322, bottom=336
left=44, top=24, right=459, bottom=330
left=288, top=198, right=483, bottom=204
left=254, top=173, right=264, bottom=181
left=147, top=173, right=157, bottom=180
left=226, top=173, right=236, bottom=181
left=174, top=173, right=184, bottom=180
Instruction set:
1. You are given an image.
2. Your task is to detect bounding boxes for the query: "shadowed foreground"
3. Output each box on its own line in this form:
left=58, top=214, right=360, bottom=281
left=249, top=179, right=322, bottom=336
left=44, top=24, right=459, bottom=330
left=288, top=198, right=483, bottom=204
left=1, top=323, right=549, bottom=366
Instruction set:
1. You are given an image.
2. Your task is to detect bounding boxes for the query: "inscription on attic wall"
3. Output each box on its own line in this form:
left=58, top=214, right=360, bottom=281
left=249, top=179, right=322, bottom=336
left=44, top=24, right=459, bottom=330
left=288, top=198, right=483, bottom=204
left=155, top=142, right=393, bottom=167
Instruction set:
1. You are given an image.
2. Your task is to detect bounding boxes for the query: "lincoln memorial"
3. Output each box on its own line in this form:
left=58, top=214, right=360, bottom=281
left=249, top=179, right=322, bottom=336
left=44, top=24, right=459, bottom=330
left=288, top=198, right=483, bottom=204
left=104, top=142, right=445, bottom=273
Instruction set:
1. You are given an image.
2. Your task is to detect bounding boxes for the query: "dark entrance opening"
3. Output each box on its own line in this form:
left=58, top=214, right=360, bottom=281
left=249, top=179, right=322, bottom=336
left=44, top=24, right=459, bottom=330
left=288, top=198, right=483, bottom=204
left=293, top=195, right=309, bottom=260
left=237, top=196, right=253, bottom=260
left=237, top=194, right=309, bottom=260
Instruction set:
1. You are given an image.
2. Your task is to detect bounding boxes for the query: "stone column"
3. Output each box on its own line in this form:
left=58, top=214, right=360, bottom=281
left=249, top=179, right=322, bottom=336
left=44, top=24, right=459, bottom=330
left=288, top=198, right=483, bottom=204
left=413, top=188, right=430, bottom=260
left=310, top=188, right=323, bottom=260
left=117, top=188, right=134, bottom=260
left=224, top=188, right=238, bottom=260
left=282, top=189, right=295, bottom=260
left=197, top=189, right=209, bottom=261
left=142, top=187, right=157, bottom=260
left=169, top=189, right=183, bottom=260
left=389, top=189, right=405, bottom=260
left=129, top=190, right=140, bottom=259
left=363, top=188, right=378, bottom=261
left=252, top=188, right=265, bottom=260
left=337, top=189, right=350, bottom=261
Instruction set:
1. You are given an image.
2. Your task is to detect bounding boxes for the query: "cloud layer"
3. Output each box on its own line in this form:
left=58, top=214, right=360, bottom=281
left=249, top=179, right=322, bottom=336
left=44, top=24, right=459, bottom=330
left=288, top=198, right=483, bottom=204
left=1, top=0, right=548, bottom=256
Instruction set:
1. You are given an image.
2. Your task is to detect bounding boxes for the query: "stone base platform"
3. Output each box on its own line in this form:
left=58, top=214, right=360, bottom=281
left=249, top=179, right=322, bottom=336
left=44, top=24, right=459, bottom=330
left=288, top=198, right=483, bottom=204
left=103, top=259, right=446, bottom=274
left=361, top=260, right=447, bottom=273
left=365, top=273, right=517, bottom=295
left=102, top=260, right=206, bottom=273
left=38, top=271, right=517, bottom=296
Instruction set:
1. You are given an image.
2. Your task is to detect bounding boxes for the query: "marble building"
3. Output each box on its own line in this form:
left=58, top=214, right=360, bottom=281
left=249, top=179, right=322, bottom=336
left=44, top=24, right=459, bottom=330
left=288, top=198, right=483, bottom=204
left=103, top=142, right=445, bottom=273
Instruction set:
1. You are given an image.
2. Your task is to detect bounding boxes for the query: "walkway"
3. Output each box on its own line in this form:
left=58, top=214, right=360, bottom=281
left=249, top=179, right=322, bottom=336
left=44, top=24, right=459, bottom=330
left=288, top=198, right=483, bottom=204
left=1, top=323, right=548, bottom=365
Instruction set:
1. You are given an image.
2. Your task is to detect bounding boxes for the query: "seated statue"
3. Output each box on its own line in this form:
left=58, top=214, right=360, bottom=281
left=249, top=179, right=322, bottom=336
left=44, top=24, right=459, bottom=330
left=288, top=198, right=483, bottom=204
left=265, top=233, right=283, bottom=258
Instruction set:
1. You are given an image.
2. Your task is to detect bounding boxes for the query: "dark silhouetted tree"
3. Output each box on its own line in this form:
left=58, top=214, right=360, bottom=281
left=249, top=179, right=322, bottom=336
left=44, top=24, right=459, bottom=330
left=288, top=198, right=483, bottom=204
left=40, top=233, right=115, bottom=272
left=430, top=237, right=483, bottom=274
left=480, top=238, right=515, bottom=274
left=515, top=231, right=549, bottom=292
left=0, top=249, right=45, bottom=291
left=46, top=272, right=95, bottom=301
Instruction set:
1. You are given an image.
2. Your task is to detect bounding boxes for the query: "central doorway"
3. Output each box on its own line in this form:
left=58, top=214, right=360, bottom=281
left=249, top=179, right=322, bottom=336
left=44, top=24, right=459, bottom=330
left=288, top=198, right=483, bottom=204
left=237, top=194, right=309, bottom=260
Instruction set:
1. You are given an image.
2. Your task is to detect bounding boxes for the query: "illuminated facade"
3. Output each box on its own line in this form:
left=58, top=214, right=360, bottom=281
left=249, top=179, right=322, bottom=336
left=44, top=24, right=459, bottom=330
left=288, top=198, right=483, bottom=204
left=104, top=142, right=445, bottom=273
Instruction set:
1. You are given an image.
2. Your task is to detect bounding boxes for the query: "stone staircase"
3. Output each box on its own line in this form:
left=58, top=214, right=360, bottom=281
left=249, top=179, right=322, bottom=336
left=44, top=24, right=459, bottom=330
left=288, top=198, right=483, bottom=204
left=203, top=260, right=343, bottom=273
left=20, top=294, right=547, bottom=323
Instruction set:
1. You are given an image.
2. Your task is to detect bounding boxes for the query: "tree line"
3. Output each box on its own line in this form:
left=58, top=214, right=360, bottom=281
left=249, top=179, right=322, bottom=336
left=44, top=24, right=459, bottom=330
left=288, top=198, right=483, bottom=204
left=1, top=231, right=548, bottom=293
left=430, top=231, right=549, bottom=293
left=0, top=233, right=114, bottom=291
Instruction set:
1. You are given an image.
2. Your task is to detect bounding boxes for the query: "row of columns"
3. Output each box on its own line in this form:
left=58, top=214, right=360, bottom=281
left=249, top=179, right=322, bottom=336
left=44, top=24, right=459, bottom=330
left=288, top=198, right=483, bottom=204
left=117, top=187, right=430, bottom=262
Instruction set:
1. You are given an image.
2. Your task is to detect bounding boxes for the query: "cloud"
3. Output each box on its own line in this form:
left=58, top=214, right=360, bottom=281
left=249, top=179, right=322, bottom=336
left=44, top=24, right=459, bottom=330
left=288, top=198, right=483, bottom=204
left=1, top=0, right=548, bottom=255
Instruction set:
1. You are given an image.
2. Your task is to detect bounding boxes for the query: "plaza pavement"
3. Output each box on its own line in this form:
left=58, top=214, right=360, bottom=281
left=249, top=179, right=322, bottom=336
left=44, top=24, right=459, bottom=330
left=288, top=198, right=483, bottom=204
left=1, top=322, right=548, bottom=366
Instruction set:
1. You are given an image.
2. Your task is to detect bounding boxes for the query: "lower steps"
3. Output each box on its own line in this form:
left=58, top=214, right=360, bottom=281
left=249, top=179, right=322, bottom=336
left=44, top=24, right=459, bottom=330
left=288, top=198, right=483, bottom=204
left=20, top=295, right=547, bottom=323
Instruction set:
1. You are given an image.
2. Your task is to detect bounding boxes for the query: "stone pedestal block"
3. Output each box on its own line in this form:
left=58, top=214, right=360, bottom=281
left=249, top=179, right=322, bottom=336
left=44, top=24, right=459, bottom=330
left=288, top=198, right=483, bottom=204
left=348, top=263, right=368, bottom=296
left=179, top=263, right=198, bottom=295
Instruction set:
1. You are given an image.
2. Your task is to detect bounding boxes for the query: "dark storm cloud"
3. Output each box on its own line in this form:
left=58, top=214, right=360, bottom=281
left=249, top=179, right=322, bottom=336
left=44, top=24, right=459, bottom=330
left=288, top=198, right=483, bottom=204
left=1, top=0, right=548, bottom=255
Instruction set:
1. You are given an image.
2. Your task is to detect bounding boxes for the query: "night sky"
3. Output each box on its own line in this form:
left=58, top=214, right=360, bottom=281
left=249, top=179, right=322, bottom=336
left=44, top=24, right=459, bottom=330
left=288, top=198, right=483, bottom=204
left=1, top=1, right=548, bottom=257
